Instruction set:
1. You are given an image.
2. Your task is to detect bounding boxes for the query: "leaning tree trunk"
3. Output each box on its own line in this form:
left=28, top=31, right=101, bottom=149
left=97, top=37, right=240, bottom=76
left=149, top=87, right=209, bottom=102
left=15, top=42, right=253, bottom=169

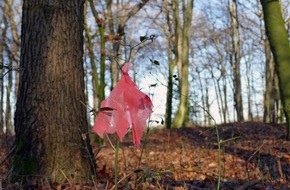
left=260, top=0, right=290, bottom=139
left=13, top=0, right=96, bottom=183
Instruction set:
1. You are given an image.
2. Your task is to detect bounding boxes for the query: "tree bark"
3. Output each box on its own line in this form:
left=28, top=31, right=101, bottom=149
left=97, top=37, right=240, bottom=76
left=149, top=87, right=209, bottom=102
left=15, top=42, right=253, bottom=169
left=0, top=3, right=7, bottom=132
left=84, top=12, right=99, bottom=111
left=245, top=60, right=253, bottom=122
left=205, top=81, right=212, bottom=126
left=229, top=0, right=244, bottom=122
left=172, top=0, right=193, bottom=128
left=165, top=59, right=175, bottom=129
left=164, top=0, right=175, bottom=129
left=88, top=0, right=106, bottom=105
left=263, top=37, right=276, bottom=123
left=260, top=0, right=290, bottom=139
left=5, top=59, right=13, bottom=135
left=13, top=0, right=96, bottom=183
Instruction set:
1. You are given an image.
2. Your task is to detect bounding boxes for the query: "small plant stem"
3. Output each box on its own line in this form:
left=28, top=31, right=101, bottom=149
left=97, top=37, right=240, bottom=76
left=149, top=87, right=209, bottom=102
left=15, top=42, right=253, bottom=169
left=215, top=124, right=221, bottom=190
left=114, top=139, right=120, bottom=190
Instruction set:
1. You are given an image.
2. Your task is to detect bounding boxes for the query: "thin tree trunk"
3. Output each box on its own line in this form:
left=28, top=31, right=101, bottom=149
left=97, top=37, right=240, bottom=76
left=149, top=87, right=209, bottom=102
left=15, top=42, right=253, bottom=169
left=211, top=72, right=223, bottom=123
left=0, top=53, right=4, bottom=133
left=88, top=0, right=106, bottom=104
left=205, top=82, right=211, bottom=126
left=166, top=59, right=175, bottom=129
left=217, top=78, right=226, bottom=123
left=197, top=71, right=207, bottom=125
left=229, top=0, right=244, bottom=122
left=172, top=0, right=193, bottom=128
left=245, top=60, right=253, bottom=121
left=274, top=73, right=282, bottom=123
left=5, top=60, right=13, bottom=135
left=108, top=0, right=150, bottom=89
left=213, top=39, right=228, bottom=123
left=5, top=21, right=15, bottom=135
left=4, top=0, right=20, bottom=135
left=0, top=4, right=6, bottom=132
left=13, top=0, right=96, bottom=183
left=84, top=11, right=99, bottom=111
left=223, top=77, right=229, bottom=123
left=263, top=37, right=276, bottom=123
left=164, top=0, right=175, bottom=129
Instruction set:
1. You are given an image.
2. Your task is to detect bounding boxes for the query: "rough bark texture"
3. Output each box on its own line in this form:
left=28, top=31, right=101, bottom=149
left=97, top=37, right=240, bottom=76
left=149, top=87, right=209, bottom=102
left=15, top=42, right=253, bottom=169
left=260, top=0, right=290, bottom=139
left=13, top=0, right=95, bottom=183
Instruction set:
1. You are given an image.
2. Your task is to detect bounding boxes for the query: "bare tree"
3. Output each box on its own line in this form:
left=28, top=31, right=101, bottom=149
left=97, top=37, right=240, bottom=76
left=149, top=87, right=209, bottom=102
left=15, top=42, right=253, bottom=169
left=107, top=0, right=150, bottom=89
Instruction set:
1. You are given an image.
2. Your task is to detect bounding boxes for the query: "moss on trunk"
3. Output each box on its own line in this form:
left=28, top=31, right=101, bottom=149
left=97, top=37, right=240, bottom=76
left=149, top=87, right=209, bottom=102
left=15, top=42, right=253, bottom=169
left=261, top=0, right=290, bottom=139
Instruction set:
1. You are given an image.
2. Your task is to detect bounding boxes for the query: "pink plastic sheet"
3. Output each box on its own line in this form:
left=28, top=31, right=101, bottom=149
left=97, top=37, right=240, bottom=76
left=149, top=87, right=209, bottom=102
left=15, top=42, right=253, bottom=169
left=92, top=62, right=153, bottom=147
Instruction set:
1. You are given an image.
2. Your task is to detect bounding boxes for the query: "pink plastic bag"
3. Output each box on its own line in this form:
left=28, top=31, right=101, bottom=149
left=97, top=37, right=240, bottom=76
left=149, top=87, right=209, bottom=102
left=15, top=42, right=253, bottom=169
left=92, top=62, right=153, bottom=147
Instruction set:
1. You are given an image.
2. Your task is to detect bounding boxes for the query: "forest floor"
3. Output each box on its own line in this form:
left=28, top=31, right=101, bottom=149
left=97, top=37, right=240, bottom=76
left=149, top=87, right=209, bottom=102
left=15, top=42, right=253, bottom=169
left=1, top=122, right=290, bottom=189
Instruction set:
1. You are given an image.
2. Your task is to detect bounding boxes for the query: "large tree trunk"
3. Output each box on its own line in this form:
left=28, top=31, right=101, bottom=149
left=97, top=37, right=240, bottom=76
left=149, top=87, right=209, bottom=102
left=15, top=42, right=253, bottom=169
left=13, top=0, right=96, bottom=183
left=260, top=0, right=290, bottom=139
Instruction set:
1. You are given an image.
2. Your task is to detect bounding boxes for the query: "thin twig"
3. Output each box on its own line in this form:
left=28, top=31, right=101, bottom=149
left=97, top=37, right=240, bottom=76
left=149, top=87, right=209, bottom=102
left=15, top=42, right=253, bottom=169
left=0, top=145, right=15, bottom=166
left=105, top=134, right=116, bottom=151
left=219, top=136, right=240, bottom=144
left=60, top=169, right=72, bottom=186
left=110, top=171, right=134, bottom=190
left=247, top=141, right=265, bottom=162
left=114, top=140, right=120, bottom=190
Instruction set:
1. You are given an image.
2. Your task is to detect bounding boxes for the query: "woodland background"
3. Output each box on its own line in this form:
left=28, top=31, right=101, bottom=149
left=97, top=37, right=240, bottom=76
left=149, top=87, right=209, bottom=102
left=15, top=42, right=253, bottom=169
left=0, top=0, right=290, bottom=132
left=0, top=0, right=290, bottom=189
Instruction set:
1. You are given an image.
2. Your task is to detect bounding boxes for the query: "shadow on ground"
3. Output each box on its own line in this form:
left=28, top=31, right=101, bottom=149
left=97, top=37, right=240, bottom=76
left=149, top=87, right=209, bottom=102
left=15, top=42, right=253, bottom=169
left=93, top=122, right=290, bottom=189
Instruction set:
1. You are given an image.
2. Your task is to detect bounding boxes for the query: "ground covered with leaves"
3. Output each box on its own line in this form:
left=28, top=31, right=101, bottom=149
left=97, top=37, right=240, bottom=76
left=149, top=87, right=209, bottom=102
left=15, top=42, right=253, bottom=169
left=1, top=122, right=290, bottom=189
left=94, top=122, right=290, bottom=189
